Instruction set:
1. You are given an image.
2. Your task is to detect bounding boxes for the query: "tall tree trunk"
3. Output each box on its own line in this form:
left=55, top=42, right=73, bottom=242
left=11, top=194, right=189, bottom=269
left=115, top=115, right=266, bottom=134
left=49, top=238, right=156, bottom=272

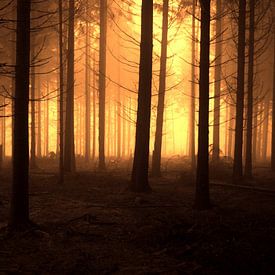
left=59, top=0, right=64, bottom=183
left=152, top=0, right=169, bottom=177
left=98, top=0, right=107, bottom=170
left=262, top=96, right=269, bottom=161
left=233, top=0, right=246, bottom=181
left=212, top=0, right=222, bottom=161
left=189, top=0, right=196, bottom=171
left=37, top=76, right=42, bottom=158
left=271, top=30, right=275, bottom=171
left=244, top=0, right=254, bottom=178
left=30, top=46, right=37, bottom=169
left=10, top=0, right=31, bottom=227
left=130, top=0, right=153, bottom=192
left=92, top=50, right=96, bottom=161
left=252, top=103, right=258, bottom=162
left=85, top=4, right=91, bottom=162
left=194, top=0, right=211, bottom=210
left=45, top=82, right=49, bottom=157
left=64, top=0, right=76, bottom=172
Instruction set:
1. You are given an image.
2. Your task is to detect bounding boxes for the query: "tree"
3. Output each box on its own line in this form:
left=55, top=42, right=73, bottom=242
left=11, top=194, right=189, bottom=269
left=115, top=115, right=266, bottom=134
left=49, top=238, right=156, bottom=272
left=64, top=0, right=76, bottom=172
left=130, top=0, right=153, bottom=192
left=10, top=0, right=31, bottom=228
left=233, top=0, right=246, bottom=181
left=244, top=0, right=255, bottom=178
left=194, top=0, right=211, bottom=210
left=98, top=0, right=107, bottom=170
left=85, top=0, right=91, bottom=163
left=152, top=0, right=169, bottom=177
left=58, top=0, right=64, bottom=183
left=272, top=28, right=275, bottom=171
left=212, top=0, right=222, bottom=161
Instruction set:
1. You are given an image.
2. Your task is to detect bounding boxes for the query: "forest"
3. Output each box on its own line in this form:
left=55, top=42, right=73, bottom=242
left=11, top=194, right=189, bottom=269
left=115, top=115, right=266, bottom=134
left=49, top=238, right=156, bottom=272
left=0, top=0, right=275, bottom=273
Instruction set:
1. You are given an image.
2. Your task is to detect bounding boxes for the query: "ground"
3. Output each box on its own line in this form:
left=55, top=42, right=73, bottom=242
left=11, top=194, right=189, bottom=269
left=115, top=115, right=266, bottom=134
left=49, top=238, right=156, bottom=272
left=0, top=158, right=275, bottom=274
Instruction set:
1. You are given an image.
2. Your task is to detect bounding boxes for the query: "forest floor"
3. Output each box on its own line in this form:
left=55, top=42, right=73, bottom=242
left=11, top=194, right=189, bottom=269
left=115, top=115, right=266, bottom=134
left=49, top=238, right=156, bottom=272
left=0, top=158, right=275, bottom=274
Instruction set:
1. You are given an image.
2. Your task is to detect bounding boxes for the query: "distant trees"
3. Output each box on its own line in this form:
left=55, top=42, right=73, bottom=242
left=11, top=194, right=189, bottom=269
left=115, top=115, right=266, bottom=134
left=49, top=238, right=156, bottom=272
left=130, top=0, right=153, bottom=192
left=272, top=28, right=275, bottom=171
left=10, top=0, right=31, bottom=228
left=194, top=0, right=211, bottom=209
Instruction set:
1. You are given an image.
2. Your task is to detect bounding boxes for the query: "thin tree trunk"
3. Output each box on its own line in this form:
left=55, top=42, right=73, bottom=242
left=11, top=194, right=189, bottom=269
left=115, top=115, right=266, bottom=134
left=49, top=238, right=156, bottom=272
left=85, top=4, right=91, bottom=162
left=30, top=46, right=36, bottom=169
left=37, top=76, right=42, bottom=158
left=92, top=50, right=96, bottom=161
left=244, top=0, right=254, bottom=178
left=189, top=0, right=196, bottom=171
left=64, top=0, right=76, bottom=172
left=233, top=0, right=246, bottom=181
left=98, top=0, right=107, bottom=170
left=262, top=96, right=269, bottom=161
left=131, top=0, right=153, bottom=192
left=152, top=0, right=169, bottom=177
left=59, top=0, right=64, bottom=183
left=271, top=30, right=275, bottom=170
left=194, top=0, right=211, bottom=210
left=212, top=0, right=222, bottom=161
left=10, top=0, right=31, bottom=227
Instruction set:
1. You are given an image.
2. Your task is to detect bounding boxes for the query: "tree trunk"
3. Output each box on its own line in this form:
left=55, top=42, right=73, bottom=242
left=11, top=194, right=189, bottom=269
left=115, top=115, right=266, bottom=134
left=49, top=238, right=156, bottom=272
left=212, top=0, right=222, bottom=161
left=98, top=0, right=107, bottom=170
left=85, top=4, right=91, bottom=162
left=30, top=44, right=37, bottom=169
left=10, top=0, right=31, bottom=227
left=64, top=0, right=76, bottom=172
left=37, top=76, right=42, bottom=158
left=194, top=0, right=211, bottom=210
left=152, top=0, right=169, bottom=177
left=189, top=0, right=196, bottom=171
left=244, top=0, right=254, bottom=178
left=262, top=96, right=269, bottom=161
left=233, top=0, right=246, bottom=181
left=59, top=0, right=64, bottom=183
left=271, top=30, right=275, bottom=170
left=92, top=50, right=96, bottom=161
left=130, top=0, right=153, bottom=192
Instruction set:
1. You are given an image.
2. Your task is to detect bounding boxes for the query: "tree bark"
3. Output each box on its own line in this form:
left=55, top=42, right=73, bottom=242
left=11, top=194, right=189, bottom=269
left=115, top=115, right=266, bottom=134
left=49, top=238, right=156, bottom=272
left=212, top=0, right=222, bottom=161
left=59, top=0, right=64, bottom=183
left=85, top=3, right=91, bottom=163
left=233, top=0, right=246, bottom=181
left=98, top=0, right=107, bottom=170
left=152, top=0, right=169, bottom=177
left=64, top=0, right=76, bottom=172
left=130, top=0, right=153, bottom=192
left=30, top=44, right=37, bottom=169
left=272, top=30, right=275, bottom=170
left=194, top=0, right=211, bottom=210
left=244, top=0, right=254, bottom=178
left=10, top=0, right=31, bottom=227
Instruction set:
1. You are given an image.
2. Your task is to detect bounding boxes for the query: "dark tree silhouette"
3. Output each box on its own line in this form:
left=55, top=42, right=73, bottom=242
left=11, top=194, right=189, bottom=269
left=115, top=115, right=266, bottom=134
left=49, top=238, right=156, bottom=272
left=212, top=0, right=222, bottom=161
left=152, top=0, right=169, bottom=177
left=58, top=0, right=64, bottom=183
left=98, top=0, right=107, bottom=170
left=194, top=0, right=211, bottom=210
left=130, top=0, right=153, bottom=192
left=233, top=0, right=246, bottom=181
left=272, top=29, right=275, bottom=171
left=10, top=0, right=31, bottom=228
left=64, top=0, right=76, bottom=173
left=245, top=0, right=255, bottom=178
